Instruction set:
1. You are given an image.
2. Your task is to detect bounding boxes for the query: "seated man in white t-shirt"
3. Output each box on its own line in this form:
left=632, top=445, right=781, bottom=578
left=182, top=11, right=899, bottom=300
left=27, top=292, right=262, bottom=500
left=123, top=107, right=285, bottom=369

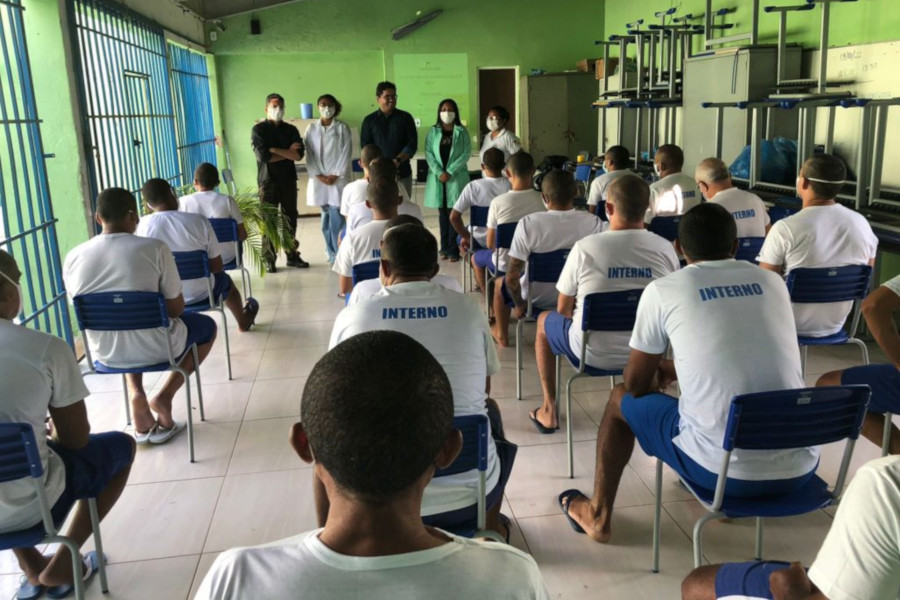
left=344, top=157, right=419, bottom=235
left=530, top=176, right=680, bottom=432
left=179, top=162, right=247, bottom=266
left=559, top=204, right=815, bottom=543
left=586, top=145, right=638, bottom=216
left=333, top=177, right=400, bottom=296
left=503, top=169, right=605, bottom=350
left=347, top=215, right=462, bottom=305
left=681, top=455, right=900, bottom=600
left=450, top=148, right=511, bottom=289
left=695, top=157, right=770, bottom=238
left=1, top=251, right=134, bottom=599
left=195, top=330, right=548, bottom=600
left=330, top=224, right=515, bottom=539
left=339, top=143, right=381, bottom=220
left=758, top=154, right=878, bottom=338
left=480, top=151, right=545, bottom=344
left=816, top=273, right=900, bottom=454
left=645, top=144, right=702, bottom=223
left=137, top=178, right=259, bottom=332
left=63, top=188, right=218, bottom=444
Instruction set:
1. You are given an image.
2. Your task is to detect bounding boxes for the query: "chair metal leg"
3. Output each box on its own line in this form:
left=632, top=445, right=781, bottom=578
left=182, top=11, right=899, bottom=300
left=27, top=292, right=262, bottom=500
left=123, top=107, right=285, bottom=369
left=754, top=517, right=764, bottom=560
left=240, top=265, right=252, bottom=299
left=554, top=355, right=561, bottom=418
left=800, top=345, right=808, bottom=376
left=219, top=308, right=232, bottom=381
left=848, top=338, right=870, bottom=365
left=884, top=413, right=893, bottom=457
left=609, top=375, right=616, bottom=389
left=566, top=377, right=575, bottom=478
left=652, top=459, right=663, bottom=573
left=59, top=537, right=85, bottom=600
left=178, top=365, right=195, bottom=463
left=515, top=319, right=524, bottom=401
left=121, top=374, right=131, bottom=427
left=693, top=512, right=720, bottom=568
left=192, top=344, right=206, bottom=422
left=88, top=498, right=109, bottom=593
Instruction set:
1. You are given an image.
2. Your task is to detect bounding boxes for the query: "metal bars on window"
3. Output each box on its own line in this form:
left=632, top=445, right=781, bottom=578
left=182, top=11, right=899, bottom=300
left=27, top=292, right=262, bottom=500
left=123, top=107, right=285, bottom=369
left=67, top=0, right=179, bottom=213
left=168, top=42, right=216, bottom=186
left=0, top=0, right=73, bottom=344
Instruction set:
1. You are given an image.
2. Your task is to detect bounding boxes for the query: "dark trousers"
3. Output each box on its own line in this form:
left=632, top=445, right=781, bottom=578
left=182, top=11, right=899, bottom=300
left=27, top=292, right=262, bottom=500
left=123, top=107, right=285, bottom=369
left=438, top=183, right=459, bottom=258
left=259, top=178, right=299, bottom=263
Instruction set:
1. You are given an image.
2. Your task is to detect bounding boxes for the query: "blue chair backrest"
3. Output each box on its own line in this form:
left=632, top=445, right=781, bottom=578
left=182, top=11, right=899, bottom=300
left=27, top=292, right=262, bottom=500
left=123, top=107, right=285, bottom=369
left=0, top=423, right=43, bottom=482
left=528, top=249, right=570, bottom=284
left=496, top=222, right=518, bottom=250
left=73, top=292, right=169, bottom=332
left=435, top=414, right=488, bottom=477
left=172, top=250, right=211, bottom=282
left=768, top=205, right=798, bottom=224
left=581, top=289, right=644, bottom=332
left=351, top=260, right=380, bottom=287
left=648, top=216, right=681, bottom=242
left=470, top=205, right=489, bottom=228
left=786, top=265, right=872, bottom=304
left=734, top=237, right=765, bottom=263
left=208, top=218, right=238, bottom=243
left=574, top=164, right=592, bottom=183
left=722, top=385, right=870, bottom=452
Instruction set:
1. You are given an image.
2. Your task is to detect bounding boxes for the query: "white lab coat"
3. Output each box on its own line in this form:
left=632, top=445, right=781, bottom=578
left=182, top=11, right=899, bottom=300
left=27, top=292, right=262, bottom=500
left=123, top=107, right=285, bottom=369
left=304, top=119, right=352, bottom=208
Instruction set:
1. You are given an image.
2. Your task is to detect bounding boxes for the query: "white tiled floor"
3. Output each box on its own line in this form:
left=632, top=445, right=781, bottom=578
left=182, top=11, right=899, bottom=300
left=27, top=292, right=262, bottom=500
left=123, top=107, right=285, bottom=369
left=1, top=207, right=891, bottom=599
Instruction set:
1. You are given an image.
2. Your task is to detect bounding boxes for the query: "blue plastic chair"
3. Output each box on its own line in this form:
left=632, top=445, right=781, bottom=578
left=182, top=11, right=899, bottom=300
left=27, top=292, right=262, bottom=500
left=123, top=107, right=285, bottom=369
left=351, top=260, right=380, bottom=287
left=486, top=222, right=519, bottom=316
left=768, top=205, right=798, bottom=224
left=0, top=423, right=109, bottom=600
left=432, top=414, right=504, bottom=542
left=734, top=237, right=765, bottom=264
left=651, top=385, right=871, bottom=572
left=73, top=292, right=206, bottom=463
left=461, top=205, right=490, bottom=293
left=786, top=265, right=873, bottom=374
left=647, top=215, right=682, bottom=242
left=173, top=250, right=232, bottom=382
left=555, top=290, right=644, bottom=478
left=208, top=218, right=252, bottom=300
left=515, top=249, right=571, bottom=401
left=574, top=164, right=593, bottom=199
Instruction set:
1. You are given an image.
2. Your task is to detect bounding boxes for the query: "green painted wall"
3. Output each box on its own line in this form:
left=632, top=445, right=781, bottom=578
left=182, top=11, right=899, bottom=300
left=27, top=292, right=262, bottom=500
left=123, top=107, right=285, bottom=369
left=210, top=0, right=606, bottom=189
left=605, top=0, right=899, bottom=52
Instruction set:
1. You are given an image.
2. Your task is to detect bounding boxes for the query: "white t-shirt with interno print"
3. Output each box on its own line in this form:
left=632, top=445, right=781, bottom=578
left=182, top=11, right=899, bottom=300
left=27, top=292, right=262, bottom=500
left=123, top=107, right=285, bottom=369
left=507, top=210, right=606, bottom=309
left=807, top=456, right=900, bottom=600
left=63, top=233, right=188, bottom=368
left=556, top=229, right=680, bottom=370
left=708, top=187, right=770, bottom=239
left=136, top=210, right=222, bottom=305
left=486, top=189, right=546, bottom=272
left=757, top=203, right=879, bottom=337
left=194, top=528, right=550, bottom=600
left=332, top=220, right=389, bottom=278
left=646, top=172, right=702, bottom=223
left=452, top=176, right=511, bottom=246
left=345, top=195, right=421, bottom=235
left=587, top=169, right=640, bottom=207
left=0, top=321, right=88, bottom=532
left=629, top=259, right=816, bottom=480
left=179, top=190, right=243, bottom=265
left=329, top=282, right=501, bottom=516
left=347, top=274, right=462, bottom=305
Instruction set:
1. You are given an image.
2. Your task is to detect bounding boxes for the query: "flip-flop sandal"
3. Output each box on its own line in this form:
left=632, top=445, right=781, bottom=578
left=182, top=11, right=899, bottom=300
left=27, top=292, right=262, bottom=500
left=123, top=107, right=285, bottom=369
left=558, top=489, right=588, bottom=535
left=46, top=551, right=103, bottom=599
left=132, top=423, right=157, bottom=445
left=149, top=421, right=186, bottom=445
left=17, top=575, right=42, bottom=600
left=243, top=297, right=260, bottom=329
left=498, top=513, right=512, bottom=544
left=529, top=408, right=558, bottom=434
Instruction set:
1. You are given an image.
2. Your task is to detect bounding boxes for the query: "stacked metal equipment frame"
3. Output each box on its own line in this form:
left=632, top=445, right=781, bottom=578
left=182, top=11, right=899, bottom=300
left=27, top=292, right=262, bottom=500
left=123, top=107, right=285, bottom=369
left=704, top=0, right=760, bottom=49
left=0, top=0, right=74, bottom=345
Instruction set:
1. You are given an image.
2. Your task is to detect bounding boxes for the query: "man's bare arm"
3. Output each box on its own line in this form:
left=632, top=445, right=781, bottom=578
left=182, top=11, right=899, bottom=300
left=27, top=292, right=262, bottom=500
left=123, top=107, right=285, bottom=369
left=759, top=262, right=784, bottom=275
left=862, top=285, right=900, bottom=368
left=623, top=348, right=664, bottom=397
left=557, top=293, right=575, bottom=319
left=48, top=401, right=90, bottom=450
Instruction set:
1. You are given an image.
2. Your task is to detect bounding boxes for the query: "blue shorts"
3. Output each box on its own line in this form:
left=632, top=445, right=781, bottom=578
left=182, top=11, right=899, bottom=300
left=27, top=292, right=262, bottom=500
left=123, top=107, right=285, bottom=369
left=473, top=249, right=494, bottom=270
left=621, top=393, right=816, bottom=497
left=841, top=364, right=900, bottom=414
left=211, top=272, right=233, bottom=302
left=177, top=312, right=217, bottom=361
left=715, top=561, right=793, bottom=599
left=47, top=432, right=134, bottom=525
left=544, top=312, right=579, bottom=362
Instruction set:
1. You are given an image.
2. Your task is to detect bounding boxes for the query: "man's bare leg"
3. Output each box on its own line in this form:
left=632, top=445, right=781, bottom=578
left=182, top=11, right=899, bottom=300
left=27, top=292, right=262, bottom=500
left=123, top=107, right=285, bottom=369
left=564, top=384, right=635, bottom=542
left=222, top=281, right=253, bottom=331
left=149, top=336, right=216, bottom=429
left=817, top=370, right=900, bottom=453
left=126, top=374, right=154, bottom=434
left=38, top=440, right=135, bottom=587
left=681, top=565, right=720, bottom=600
left=12, top=548, right=50, bottom=588
left=313, top=470, right=330, bottom=527
left=492, top=285, right=510, bottom=346
left=532, top=312, right=559, bottom=429
left=472, top=256, right=486, bottom=292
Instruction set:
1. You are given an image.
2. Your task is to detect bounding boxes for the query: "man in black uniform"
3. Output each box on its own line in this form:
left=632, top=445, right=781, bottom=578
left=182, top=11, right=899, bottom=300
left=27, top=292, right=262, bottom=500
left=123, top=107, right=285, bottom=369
left=251, top=93, right=309, bottom=272
left=360, top=81, right=418, bottom=198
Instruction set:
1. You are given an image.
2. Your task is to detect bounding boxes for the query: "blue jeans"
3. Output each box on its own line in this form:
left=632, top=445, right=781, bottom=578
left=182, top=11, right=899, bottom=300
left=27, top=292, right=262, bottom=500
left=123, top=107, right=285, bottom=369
left=320, top=205, right=344, bottom=262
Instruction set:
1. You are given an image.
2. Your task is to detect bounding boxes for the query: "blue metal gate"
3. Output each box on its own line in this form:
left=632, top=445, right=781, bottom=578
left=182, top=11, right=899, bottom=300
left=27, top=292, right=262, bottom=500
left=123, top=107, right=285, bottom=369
left=168, top=42, right=217, bottom=185
left=0, top=0, right=73, bottom=344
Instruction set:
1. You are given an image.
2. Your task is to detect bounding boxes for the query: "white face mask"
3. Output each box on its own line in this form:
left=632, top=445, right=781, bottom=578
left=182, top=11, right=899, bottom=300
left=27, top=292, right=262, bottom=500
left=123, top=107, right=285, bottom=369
left=267, top=106, right=284, bottom=122
left=486, top=117, right=501, bottom=132
left=319, top=106, right=335, bottom=120
left=654, top=163, right=662, bottom=177
left=0, top=270, right=23, bottom=323
left=440, top=111, right=456, bottom=125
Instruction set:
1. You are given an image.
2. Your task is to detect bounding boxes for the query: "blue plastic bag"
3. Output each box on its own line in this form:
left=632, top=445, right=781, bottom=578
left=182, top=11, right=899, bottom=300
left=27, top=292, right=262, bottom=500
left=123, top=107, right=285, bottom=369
left=729, top=140, right=794, bottom=185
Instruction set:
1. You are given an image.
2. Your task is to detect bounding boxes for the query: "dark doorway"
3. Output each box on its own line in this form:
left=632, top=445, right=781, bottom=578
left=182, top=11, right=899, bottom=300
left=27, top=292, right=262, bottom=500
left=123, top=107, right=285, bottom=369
left=478, top=68, right=517, bottom=136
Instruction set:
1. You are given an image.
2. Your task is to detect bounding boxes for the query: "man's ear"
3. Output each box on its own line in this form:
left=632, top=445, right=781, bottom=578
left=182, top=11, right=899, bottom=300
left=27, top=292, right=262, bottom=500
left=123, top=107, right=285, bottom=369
left=433, top=428, right=463, bottom=470
left=289, top=422, right=314, bottom=464
left=365, top=200, right=372, bottom=209
left=730, top=238, right=739, bottom=258
left=674, top=238, right=685, bottom=257
left=380, top=258, right=392, bottom=280
left=94, top=213, right=103, bottom=227
left=431, top=263, right=440, bottom=278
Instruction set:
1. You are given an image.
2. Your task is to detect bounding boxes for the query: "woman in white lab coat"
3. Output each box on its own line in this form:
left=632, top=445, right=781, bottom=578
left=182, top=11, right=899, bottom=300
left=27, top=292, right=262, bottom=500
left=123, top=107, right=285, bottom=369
left=479, top=105, right=521, bottom=163
left=304, top=94, right=352, bottom=263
